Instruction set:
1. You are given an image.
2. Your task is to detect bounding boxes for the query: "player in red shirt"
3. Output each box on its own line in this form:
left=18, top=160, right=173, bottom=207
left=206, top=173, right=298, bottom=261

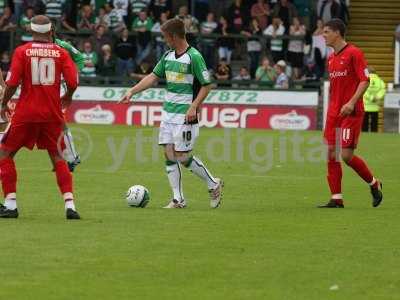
left=0, top=15, right=80, bottom=219
left=319, top=19, right=383, bottom=208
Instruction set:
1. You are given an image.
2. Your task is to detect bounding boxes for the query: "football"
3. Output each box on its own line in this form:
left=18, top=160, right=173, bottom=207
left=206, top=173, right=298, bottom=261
left=126, top=185, right=150, bottom=208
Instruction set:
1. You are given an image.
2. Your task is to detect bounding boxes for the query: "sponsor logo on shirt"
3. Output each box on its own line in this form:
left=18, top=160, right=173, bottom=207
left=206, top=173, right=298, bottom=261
left=202, top=70, right=210, bottom=82
left=166, top=72, right=186, bottom=83
left=329, top=69, right=348, bottom=79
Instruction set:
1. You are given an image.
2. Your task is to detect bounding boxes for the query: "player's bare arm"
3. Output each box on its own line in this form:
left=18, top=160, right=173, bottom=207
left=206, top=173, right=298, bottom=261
left=119, top=73, right=159, bottom=103
left=340, top=81, right=369, bottom=117
left=0, top=85, right=17, bottom=121
left=61, top=85, right=77, bottom=110
left=186, top=84, right=211, bottom=123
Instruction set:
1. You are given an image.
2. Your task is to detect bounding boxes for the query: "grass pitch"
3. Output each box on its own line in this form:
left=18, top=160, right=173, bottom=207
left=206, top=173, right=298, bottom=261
left=0, top=124, right=399, bottom=300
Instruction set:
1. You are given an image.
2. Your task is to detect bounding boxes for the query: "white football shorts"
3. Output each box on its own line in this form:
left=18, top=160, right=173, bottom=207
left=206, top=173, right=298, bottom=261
left=158, top=121, right=199, bottom=152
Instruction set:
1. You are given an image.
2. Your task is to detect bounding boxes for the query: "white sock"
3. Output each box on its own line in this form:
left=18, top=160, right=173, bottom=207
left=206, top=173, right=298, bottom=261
left=5, top=193, right=17, bottom=210
left=331, top=193, right=343, bottom=200
left=186, top=156, right=218, bottom=189
left=63, top=192, right=76, bottom=211
left=166, top=161, right=184, bottom=202
left=369, top=177, right=377, bottom=186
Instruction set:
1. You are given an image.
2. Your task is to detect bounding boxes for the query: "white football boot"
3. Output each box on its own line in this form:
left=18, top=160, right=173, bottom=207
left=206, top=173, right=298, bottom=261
left=209, top=178, right=223, bottom=208
left=163, top=199, right=186, bottom=208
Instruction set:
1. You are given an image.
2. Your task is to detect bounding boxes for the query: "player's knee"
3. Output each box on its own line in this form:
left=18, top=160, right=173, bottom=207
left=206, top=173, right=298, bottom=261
left=175, top=151, right=192, bottom=167
left=163, top=144, right=175, bottom=161
left=341, top=152, right=353, bottom=164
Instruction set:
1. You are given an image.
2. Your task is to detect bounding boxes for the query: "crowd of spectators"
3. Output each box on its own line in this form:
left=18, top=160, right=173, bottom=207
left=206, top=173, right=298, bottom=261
left=0, top=0, right=350, bottom=88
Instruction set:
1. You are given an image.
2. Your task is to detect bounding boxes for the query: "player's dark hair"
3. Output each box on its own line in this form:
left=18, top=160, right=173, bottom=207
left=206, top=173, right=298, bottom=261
left=161, top=18, right=186, bottom=39
left=325, top=18, right=346, bottom=37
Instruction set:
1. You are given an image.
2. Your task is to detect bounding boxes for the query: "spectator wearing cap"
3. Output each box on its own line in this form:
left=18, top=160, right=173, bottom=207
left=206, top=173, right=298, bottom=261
left=287, top=17, right=305, bottom=79
left=115, top=28, right=135, bottom=76
left=263, top=16, right=285, bottom=63
left=274, top=60, right=289, bottom=89
left=200, top=12, right=218, bottom=70
left=151, top=11, right=168, bottom=61
left=251, top=0, right=271, bottom=31
left=132, top=9, right=153, bottom=65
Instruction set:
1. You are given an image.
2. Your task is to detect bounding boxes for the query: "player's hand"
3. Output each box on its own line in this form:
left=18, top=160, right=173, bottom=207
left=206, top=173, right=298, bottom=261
left=339, top=102, right=355, bottom=117
left=0, top=104, right=10, bottom=122
left=119, top=90, right=133, bottom=104
left=61, top=94, right=72, bottom=110
left=185, top=105, right=197, bottom=123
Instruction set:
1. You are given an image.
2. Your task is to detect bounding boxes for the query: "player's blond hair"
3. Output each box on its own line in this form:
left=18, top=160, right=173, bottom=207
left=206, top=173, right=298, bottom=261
left=160, top=18, right=186, bottom=39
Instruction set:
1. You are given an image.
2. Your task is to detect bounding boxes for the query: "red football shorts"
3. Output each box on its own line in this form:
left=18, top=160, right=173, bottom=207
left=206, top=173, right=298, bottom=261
left=324, top=114, right=364, bottom=149
left=1, top=122, right=65, bottom=153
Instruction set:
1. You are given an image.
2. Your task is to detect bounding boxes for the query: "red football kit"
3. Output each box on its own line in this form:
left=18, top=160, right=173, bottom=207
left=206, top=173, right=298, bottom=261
left=324, top=43, right=369, bottom=148
left=322, top=43, right=380, bottom=206
left=2, top=41, right=78, bottom=152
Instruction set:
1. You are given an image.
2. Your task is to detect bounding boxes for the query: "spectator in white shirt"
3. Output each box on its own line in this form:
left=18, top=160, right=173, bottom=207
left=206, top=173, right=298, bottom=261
left=263, top=16, right=285, bottom=63
left=274, top=60, right=289, bottom=89
left=287, top=17, right=305, bottom=79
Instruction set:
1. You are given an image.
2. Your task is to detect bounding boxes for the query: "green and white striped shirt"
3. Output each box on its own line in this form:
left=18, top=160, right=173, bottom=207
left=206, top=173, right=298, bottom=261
left=130, top=0, right=149, bottom=15
left=153, top=47, right=211, bottom=124
left=45, top=0, right=65, bottom=19
left=0, top=0, right=5, bottom=15
left=81, top=52, right=98, bottom=77
left=20, top=15, right=33, bottom=42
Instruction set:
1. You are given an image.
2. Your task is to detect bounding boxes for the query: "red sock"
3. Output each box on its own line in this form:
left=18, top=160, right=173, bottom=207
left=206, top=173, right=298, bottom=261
left=0, top=157, right=17, bottom=197
left=54, top=161, right=73, bottom=194
left=327, top=159, right=342, bottom=196
left=346, top=155, right=374, bottom=184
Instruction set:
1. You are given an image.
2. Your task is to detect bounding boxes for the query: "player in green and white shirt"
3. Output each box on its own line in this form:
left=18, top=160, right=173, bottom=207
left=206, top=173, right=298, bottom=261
left=52, top=30, right=85, bottom=171
left=120, top=18, right=223, bottom=209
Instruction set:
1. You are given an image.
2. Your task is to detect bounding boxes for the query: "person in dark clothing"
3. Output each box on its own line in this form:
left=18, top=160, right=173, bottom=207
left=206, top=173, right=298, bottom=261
left=98, top=44, right=117, bottom=77
left=115, top=28, right=136, bottom=76
left=226, top=0, right=249, bottom=34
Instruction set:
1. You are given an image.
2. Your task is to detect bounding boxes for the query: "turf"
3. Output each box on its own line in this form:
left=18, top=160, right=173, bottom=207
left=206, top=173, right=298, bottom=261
left=0, top=124, right=399, bottom=300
